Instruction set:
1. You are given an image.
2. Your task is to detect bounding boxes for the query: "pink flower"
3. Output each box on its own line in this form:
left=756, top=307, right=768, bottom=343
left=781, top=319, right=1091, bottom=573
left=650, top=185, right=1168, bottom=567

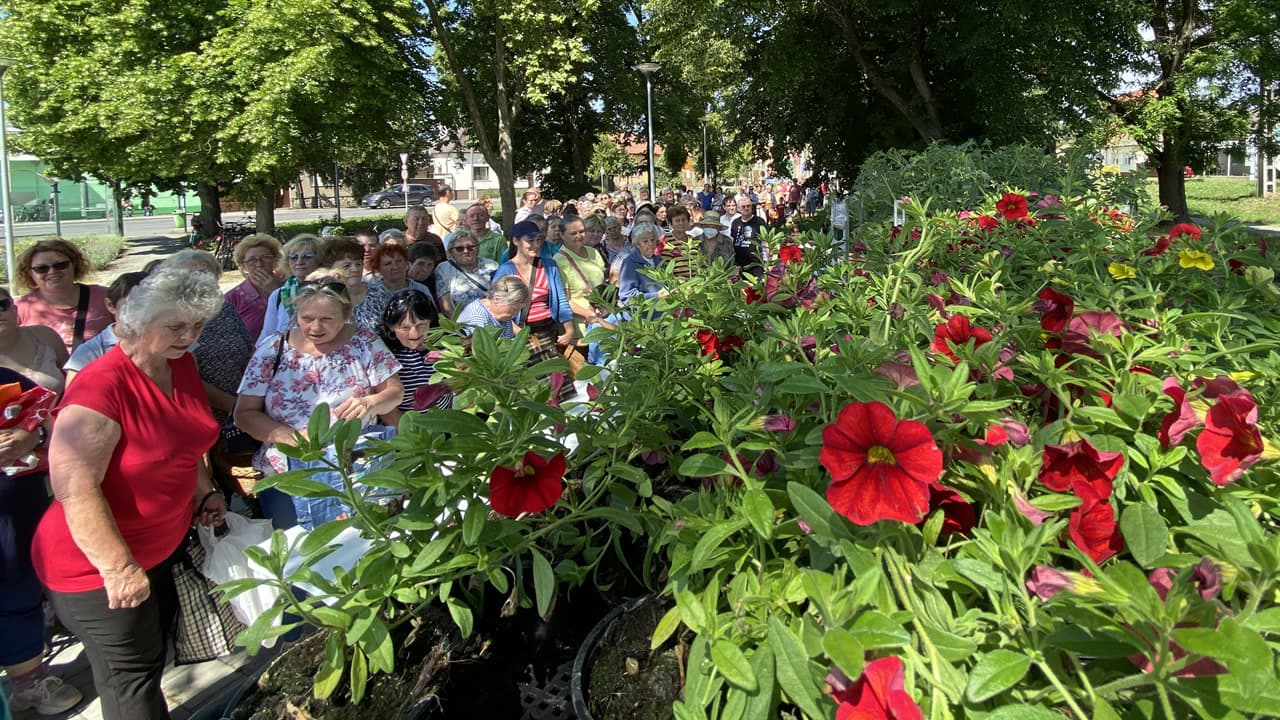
left=763, top=414, right=796, bottom=433
left=1158, top=377, right=1201, bottom=448
left=1026, top=566, right=1073, bottom=601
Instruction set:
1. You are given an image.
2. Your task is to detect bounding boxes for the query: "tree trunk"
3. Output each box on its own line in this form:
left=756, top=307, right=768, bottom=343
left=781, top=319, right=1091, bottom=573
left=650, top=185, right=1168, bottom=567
left=495, top=157, right=517, bottom=239
left=256, top=187, right=277, bottom=236
left=1154, top=144, right=1190, bottom=220
left=110, top=181, right=124, bottom=237
left=197, top=181, right=222, bottom=240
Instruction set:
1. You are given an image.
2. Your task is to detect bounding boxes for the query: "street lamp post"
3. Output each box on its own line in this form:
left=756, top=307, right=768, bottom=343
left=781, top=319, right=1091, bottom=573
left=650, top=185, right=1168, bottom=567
left=333, top=160, right=341, bottom=224
left=0, top=58, right=18, bottom=293
left=702, top=103, right=711, bottom=185
left=635, top=61, right=660, bottom=203
left=399, top=152, right=410, bottom=214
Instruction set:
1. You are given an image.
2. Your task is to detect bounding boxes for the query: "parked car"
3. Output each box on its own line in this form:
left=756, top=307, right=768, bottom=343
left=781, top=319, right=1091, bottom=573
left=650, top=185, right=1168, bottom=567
left=361, top=184, right=437, bottom=209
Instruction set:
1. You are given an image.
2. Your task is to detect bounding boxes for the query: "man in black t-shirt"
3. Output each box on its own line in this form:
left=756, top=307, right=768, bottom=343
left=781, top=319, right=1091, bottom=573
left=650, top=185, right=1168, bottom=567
left=730, top=196, right=767, bottom=272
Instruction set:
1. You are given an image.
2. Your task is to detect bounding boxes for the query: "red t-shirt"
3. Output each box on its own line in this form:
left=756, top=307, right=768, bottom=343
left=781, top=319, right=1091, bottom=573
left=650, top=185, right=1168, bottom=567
left=526, top=266, right=552, bottom=323
left=32, top=347, right=218, bottom=592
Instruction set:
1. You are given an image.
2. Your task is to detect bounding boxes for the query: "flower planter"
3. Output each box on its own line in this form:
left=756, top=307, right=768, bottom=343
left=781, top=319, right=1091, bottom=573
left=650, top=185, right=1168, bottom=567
left=571, top=596, right=682, bottom=720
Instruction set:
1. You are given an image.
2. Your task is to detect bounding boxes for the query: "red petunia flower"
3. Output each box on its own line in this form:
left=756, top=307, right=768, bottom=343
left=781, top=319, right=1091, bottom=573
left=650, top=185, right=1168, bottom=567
left=1059, top=311, right=1125, bottom=357
left=720, top=335, right=745, bottom=355
left=1149, top=558, right=1221, bottom=602
left=924, top=482, right=975, bottom=538
left=489, top=451, right=566, bottom=518
left=1033, top=288, right=1074, bottom=334
left=779, top=244, right=803, bottom=264
left=1158, top=377, right=1201, bottom=448
left=1169, top=223, right=1202, bottom=241
left=821, top=401, right=943, bottom=525
left=696, top=329, right=720, bottom=358
left=744, top=286, right=761, bottom=304
left=976, top=214, right=1000, bottom=232
left=1143, top=235, right=1171, bottom=257
left=1038, top=438, right=1125, bottom=497
left=931, top=316, right=993, bottom=363
left=1068, top=481, right=1125, bottom=564
left=412, top=382, right=451, bottom=411
left=1197, top=391, right=1263, bottom=486
left=995, top=193, right=1029, bottom=221
left=833, top=656, right=923, bottom=720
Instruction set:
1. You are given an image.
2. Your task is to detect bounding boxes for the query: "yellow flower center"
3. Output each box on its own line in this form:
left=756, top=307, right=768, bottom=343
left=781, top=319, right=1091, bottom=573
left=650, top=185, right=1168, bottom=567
left=867, top=445, right=896, bottom=464
left=522, top=465, right=536, bottom=477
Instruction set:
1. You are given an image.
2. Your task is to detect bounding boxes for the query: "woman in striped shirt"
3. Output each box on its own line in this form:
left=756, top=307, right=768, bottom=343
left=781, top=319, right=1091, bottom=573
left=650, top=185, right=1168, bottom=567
left=377, top=290, right=450, bottom=427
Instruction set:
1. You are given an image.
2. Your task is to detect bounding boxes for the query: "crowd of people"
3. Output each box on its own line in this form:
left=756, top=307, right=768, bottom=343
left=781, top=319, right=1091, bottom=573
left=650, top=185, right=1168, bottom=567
left=0, top=179, right=832, bottom=719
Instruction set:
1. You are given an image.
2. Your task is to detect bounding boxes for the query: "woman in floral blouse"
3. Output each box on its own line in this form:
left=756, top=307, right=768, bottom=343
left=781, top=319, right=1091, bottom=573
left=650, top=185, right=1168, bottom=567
left=233, top=281, right=402, bottom=529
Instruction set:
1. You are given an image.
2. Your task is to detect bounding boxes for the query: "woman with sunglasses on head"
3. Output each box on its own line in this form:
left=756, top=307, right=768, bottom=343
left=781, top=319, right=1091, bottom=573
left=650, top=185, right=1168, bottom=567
left=14, top=240, right=112, bottom=354
left=494, top=221, right=575, bottom=354
left=378, top=291, right=450, bottom=428
left=234, top=274, right=402, bottom=529
left=224, top=234, right=283, bottom=340
left=257, top=234, right=321, bottom=345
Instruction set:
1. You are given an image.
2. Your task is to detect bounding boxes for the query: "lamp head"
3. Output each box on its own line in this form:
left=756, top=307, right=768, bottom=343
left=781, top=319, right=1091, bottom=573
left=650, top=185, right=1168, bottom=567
left=635, top=62, right=661, bottom=76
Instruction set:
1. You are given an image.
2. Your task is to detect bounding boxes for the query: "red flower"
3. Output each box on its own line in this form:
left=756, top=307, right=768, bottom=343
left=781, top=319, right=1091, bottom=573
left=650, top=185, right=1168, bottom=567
left=1169, top=222, right=1202, bottom=241
left=1197, top=392, right=1263, bottom=486
left=779, top=244, right=803, bottom=264
left=1143, top=235, right=1171, bottom=257
left=924, top=482, right=975, bottom=538
left=412, top=382, right=450, bottom=411
left=696, top=329, right=720, bottom=358
left=744, top=286, right=761, bottom=304
left=821, top=401, right=943, bottom=526
left=931, top=315, right=993, bottom=363
left=1033, top=287, right=1074, bottom=334
left=1059, top=311, right=1125, bottom=357
left=976, top=214, right=1000, bottom=232
left=1158, top=377, right=1201, bottom=448
left=721, top=335, right=745, bottom=355
left=833, top=656, right=923, bottom=720
left=1068, top=482, right=1124, bottom=564
left=489, top=451, right=566, bottom=518
left=995, top=193, right=1029, bottom=221
left=1038, top=439, right=1125, bottom=497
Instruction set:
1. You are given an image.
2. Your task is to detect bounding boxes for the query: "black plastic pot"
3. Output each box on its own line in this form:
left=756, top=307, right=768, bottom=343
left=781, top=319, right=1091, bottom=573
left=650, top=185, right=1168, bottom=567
left=569, top=596, right=649, bottom=720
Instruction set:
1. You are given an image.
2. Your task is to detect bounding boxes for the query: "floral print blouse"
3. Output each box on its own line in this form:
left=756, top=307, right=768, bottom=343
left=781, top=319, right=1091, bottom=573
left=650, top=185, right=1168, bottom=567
left=236, top=326, right=400, bottom=475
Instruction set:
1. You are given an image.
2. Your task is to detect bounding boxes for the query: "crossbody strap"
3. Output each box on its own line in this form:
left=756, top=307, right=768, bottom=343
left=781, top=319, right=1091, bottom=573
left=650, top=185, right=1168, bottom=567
left=447, top=259, right=489, bottom=293
left=70, top=284, right=91, bottom=349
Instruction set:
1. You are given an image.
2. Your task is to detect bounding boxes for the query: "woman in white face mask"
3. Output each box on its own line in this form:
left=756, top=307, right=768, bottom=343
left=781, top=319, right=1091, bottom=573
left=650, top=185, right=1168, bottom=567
left=690, top=210, right=736, bottom=270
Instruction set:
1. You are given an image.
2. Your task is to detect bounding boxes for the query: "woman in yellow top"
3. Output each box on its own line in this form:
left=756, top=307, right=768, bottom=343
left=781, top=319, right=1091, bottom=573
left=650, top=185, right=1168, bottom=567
left=553, top=215, right=608, bottom=327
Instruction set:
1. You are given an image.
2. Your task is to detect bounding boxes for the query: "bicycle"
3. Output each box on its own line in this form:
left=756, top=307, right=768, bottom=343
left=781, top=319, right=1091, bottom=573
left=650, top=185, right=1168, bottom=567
left=212, top=220, right=256, bottom=270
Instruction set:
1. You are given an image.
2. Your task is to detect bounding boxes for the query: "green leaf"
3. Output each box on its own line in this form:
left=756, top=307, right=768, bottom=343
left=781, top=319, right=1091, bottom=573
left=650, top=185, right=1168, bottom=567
left=531, top=549, right=555, bottom=619
left=651, top=605, right=682, bottom=650
left=981, top=705, right=1066, bottom=720
left=462, top=500, right=487, bottom=546
left=1119, top=502, right=1169, bottom=568
left=777, top=374, right=827, bottom=394
left=313, top=633, right=345, bottom=700
left=744, top=644, right=776, bottom=720
left=409, top=537, right=453, bottom=573
left=711, top=640, right=758, bottom=692
left=849, top=611, right=910, bottom=649
left=678, top=453, right=733, bottom=478
left=362, top=618, right=395, bottom=674
left=677, top=589, right=708, bottom=634
left=350, top=648, right=368, bottom=704
left=965, top=649, right=1031, bottom=702
left=742, top=489, right=774, bottom=540
left=681, top=431, right=724, bottom=451
left=767, top=617, right=824, bottom=720
left=787, top=481, right=841, bottom=538
left=1043, top=626, right=1142, bottom=658
left=690, top=520, right=746, bottom=573
left=821, top=628, right=864, bottom=679
left=447, top=598, right=474, bottom=637
left=310, top=606, right=352, bottom=630
left=299, top=517, right=354, bottom=556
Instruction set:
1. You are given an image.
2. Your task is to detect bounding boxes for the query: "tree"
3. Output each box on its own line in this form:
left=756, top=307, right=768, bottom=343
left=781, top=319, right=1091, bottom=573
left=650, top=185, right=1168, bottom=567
left=422, top=0, right=596, bottom=229
left=0, top=0, right=432, bottom=235
left=588, top=134, right=635, bottom=191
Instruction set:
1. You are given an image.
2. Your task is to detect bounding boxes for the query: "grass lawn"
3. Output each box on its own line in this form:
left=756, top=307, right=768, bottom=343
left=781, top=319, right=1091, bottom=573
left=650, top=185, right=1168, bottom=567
left=1143, top=177, right=1280, bottom=226
left=0, top=234, right=128, bottom=284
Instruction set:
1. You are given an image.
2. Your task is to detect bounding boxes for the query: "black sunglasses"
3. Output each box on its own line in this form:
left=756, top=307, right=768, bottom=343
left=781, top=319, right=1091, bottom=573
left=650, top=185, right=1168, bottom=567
left=298, top=280, right=350, bottom=298
left=31, top=260, right=72, bottom=275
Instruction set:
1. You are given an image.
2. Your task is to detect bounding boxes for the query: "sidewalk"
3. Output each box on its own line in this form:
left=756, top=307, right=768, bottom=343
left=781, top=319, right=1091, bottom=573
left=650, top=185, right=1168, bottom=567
left=14, top=633, right=277, bottom=720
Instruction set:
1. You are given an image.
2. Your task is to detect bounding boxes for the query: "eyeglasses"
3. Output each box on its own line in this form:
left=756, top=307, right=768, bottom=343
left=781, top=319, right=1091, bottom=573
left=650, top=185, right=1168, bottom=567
left=297, top=280, right=350, bottom=299
left=452, top=245, right=478, bottom=252
left=0, top=297, right=12, bottom=311
left=31, top=260, right=72, bottom=275
left=287, top=252, right=317, bottom=262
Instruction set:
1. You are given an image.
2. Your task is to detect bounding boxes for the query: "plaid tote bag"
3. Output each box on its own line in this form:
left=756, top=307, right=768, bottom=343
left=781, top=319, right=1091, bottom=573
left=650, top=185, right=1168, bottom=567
left=171, top=529, right=247, bottom=665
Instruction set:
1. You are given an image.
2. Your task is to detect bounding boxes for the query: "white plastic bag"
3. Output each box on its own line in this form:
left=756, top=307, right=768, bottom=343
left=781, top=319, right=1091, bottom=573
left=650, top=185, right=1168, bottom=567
left=199, top=513, right=277, bottom=630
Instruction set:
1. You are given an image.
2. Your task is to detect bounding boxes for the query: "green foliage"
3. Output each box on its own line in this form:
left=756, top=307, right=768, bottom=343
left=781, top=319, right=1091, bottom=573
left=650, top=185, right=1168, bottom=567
left=0, top=234, right=127, bottom=283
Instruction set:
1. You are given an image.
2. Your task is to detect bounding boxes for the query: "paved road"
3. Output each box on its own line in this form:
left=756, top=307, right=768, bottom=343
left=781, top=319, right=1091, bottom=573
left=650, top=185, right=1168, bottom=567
left=12, top=203, right=459, bottom=240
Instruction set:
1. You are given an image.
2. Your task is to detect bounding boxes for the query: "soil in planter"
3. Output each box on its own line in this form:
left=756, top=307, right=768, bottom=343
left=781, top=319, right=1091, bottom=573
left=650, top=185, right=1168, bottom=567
left=585, top=596, right=683, bottom=720
left=230, top=592, right=610, bottom=720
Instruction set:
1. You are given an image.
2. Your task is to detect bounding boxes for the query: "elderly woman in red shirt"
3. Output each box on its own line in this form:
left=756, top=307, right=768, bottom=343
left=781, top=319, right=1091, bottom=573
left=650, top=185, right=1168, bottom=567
left=31, top=268, right=228, bottom=720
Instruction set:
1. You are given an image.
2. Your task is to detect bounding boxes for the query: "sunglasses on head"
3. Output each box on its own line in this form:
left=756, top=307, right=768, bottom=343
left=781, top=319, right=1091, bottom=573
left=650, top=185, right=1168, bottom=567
left=288, top=252, right=317, bottom=262
left=31, top=260, right=72, bottom=275
left=298, top=280, right=350, bottom=298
